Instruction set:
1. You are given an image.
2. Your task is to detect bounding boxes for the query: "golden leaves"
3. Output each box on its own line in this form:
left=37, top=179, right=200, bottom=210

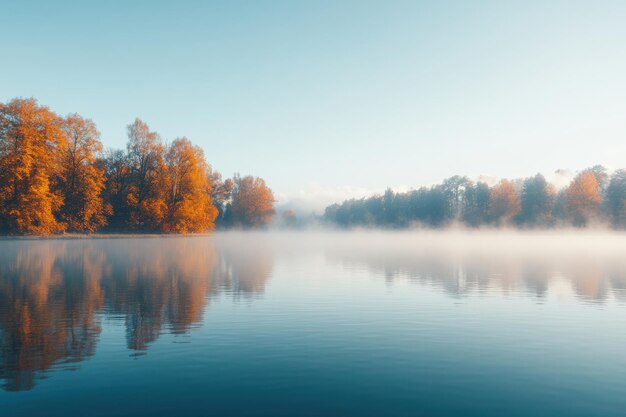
left=0, top=99, right=274, bottom=235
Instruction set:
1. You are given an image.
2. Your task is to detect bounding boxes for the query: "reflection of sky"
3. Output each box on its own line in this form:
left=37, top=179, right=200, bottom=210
left=2, top=232, right=626, bottom=416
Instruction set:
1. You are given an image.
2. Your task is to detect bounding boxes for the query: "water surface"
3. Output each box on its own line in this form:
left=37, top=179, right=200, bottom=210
left=1, top=231, right=625, bottom=416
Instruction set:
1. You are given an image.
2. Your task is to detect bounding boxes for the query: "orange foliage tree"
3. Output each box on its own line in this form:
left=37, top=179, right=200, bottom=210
left=0, top=98, right=66, bottom=234
left=227, top=175, right=276, bottom=228
left=488, top=179, right=521, bottom=225
left=564, top=170, right=602, bottom=226
left=58, top=114, right=109, bottom=232
left=163, top=137, right=218, bottom=232
left=0, top=98, right=273, bottom=235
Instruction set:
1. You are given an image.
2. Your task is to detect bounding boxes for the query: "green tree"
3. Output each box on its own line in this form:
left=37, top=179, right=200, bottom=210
left=463, top=182, right=490, bottom=227
left=606, top=170, right=626, bottom=228
left=518, top=174, right=554, bottom=226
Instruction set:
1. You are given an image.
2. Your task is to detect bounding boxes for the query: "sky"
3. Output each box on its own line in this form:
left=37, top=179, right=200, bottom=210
left=2, top=0, right=626, bottom=212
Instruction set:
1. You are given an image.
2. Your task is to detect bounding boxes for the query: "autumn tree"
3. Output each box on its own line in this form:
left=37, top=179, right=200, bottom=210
left=162, top=137, right=218, bottom=232
left=0, top=98, right=66, bottom=234
left=57, top=114, right=108, bottom=232
left=518, top=174, right=555, bottom=226
left=125, top=118, right=166, bottom=231
left=104, top=122, right=227, bottom=233
left=488, top=180, right=521, bottom=225
left=226, top=175, right=275, bottom=228
left=589, top=165, right=608, bottom=193
left=564, top=170, right=602, bottom=226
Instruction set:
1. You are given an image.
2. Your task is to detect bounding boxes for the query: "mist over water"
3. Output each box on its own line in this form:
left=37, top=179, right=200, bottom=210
left=1, top=231, right=626, bottom=416
left=317, top=230, right=626, bottom=302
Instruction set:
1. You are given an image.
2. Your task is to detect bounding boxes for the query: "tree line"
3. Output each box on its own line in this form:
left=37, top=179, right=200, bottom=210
left=0, top=98, right=275, bottom=235
left=324, top=166, right=626, bottom=229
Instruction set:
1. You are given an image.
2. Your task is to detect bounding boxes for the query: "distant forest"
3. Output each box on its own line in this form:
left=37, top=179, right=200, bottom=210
left=0, top=98, right=275, bottom=235
left=324, top=167, right=626, bottom=229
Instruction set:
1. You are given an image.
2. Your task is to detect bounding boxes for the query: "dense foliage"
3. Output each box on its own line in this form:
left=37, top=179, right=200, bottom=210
left=0, top=98, right=275, bottom=234
left=324, top=168, right=626, bottom=229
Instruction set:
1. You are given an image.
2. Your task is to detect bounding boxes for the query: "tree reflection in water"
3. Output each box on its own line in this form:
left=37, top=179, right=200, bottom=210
left=0, top=237, right=273, bottom=391
left=2, top=232, right=626, bottom=392
left=322, top=232, right=626, bottom=302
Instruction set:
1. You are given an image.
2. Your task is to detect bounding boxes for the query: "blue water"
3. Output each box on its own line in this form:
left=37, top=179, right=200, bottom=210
left=1, top=232, right=625, bottom=416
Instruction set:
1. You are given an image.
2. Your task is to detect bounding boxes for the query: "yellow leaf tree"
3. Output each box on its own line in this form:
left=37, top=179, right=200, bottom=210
left=564, top=170, right=602, bottom=226
left=58, top=114, right=109, bottom=232
left=163, top=137, right=218, bottom=233
left=488, top=179, right=521, bottom=225
left=0, top=98, right=66, bottom=234
left=228, top=175, right=276, bottom=228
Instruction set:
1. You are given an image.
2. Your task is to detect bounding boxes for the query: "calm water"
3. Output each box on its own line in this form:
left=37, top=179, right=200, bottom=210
left=1, top=231, right=626, bottom=417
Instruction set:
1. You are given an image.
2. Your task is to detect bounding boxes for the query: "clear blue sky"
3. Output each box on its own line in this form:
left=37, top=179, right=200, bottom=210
left=2, top=0, right=626, bottom=211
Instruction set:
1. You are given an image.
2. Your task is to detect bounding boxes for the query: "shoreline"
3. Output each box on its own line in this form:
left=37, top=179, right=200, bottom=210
left=1, top=228, right=626, bottom=241
left=0, top=233, right=216, bottom=240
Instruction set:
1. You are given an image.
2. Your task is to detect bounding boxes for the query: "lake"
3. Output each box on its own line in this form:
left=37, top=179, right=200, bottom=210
left=1, top=231, right=625, bottom=416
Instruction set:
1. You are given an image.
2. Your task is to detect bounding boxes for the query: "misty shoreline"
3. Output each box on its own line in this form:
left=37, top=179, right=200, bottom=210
left=0, top=233, right=214, bottom=240
left=3, top=228, right=625, bottom=241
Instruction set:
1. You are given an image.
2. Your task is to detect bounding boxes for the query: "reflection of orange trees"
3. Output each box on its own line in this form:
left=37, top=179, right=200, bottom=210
left=567, top=259, right=608, bottom=301
left=102, top=238, right=218, bottom=349
left=215, top=234, right=274, bottom=297
left=101, top=237, right=272, bottom=349
left=0, top=237, right=274, bottom=390
left=0, top=239, right=219, bottom=388
left=0, top=242, right=104, bottom=391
